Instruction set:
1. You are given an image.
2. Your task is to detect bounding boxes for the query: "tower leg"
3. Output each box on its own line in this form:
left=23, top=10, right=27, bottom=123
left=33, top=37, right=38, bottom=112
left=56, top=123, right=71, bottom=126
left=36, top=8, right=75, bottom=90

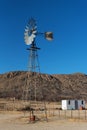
left=23, top=42, right=48, bottom=122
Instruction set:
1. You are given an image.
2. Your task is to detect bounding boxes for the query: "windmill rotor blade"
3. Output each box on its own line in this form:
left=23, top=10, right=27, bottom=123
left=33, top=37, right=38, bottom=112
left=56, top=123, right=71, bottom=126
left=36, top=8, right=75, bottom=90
left=24, top=18, right=53, bottom=45
left=34, top=26, right=37, bottom=29
left=25, top=26, right=29, bottom=29
left=32, top=30, right=37, bottom=34
left=24, top=32, right=28, bottom=36
left=25, top=28, right=29, bottom=33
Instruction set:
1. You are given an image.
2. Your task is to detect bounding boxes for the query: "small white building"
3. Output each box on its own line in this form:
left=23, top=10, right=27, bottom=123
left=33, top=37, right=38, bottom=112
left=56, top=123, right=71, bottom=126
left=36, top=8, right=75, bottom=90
left=62, top=100, right=85, bottom=110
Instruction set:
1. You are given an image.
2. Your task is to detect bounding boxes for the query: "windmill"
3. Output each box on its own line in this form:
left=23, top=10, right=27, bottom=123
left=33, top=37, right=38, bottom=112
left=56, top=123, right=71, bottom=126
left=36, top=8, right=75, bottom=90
left=24, top=18, right=53, bottom=122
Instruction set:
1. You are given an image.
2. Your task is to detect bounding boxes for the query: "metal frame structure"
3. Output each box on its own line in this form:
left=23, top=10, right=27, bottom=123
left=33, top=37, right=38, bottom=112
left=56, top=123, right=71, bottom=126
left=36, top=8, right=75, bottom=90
left=23, top=18, right=53, bottom=122
left=27, top=41, right=40, bottom=73
left=27, top=40, right=40, bottom=102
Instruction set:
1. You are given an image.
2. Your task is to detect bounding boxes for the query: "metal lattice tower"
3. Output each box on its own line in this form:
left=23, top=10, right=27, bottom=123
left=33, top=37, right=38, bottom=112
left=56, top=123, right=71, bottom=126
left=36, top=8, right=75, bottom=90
left=27, top=41, right=40, bottom=73
left=23, top=18, right=53, bottom=122
left=26, top=40, right=40, bottom=102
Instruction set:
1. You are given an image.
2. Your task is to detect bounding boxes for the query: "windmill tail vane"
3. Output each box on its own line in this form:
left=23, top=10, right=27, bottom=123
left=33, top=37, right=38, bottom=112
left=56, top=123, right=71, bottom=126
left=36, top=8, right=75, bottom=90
left=45, top=32, right=53, bottom=41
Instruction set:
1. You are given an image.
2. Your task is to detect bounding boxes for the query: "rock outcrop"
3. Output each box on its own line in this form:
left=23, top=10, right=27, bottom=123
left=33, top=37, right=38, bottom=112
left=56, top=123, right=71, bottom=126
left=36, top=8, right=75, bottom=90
left=0, top=71, right=87, bottom=101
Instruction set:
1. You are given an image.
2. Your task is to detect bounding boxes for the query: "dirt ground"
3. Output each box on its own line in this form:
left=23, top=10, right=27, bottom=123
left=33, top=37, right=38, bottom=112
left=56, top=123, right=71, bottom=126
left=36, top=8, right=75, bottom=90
left=0, top=99, right=87, bottom=130
left=0, top=111, right=87, bottom=130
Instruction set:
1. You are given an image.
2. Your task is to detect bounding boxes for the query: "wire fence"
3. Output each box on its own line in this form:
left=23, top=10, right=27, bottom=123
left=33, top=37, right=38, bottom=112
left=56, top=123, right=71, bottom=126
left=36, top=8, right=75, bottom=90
left=47, top=109, right=87, bottom=120
left=0, top=100, right=87, bottom=121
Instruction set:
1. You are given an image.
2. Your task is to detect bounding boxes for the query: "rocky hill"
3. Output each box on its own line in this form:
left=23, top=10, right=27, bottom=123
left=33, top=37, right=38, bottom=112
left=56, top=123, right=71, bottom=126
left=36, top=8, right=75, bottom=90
left=0, top=71, right=87, bottom=101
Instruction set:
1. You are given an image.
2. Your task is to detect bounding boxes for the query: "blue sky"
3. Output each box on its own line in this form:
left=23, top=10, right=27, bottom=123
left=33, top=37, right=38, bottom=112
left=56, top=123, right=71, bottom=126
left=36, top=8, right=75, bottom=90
left=0, top=0, right=87, bottom=74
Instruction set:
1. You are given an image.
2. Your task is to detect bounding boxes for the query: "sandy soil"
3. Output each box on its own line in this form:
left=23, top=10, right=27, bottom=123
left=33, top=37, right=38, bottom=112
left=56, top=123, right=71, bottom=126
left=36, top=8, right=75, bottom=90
left=0, top=111, right=87, bottom=130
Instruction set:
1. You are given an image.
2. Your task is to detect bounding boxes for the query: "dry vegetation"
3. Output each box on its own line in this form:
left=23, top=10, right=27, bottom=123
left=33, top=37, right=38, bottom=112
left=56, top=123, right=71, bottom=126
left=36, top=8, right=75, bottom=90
left=0, top=71, right=87, bottom=129
left=0, top=71, right=87, bottom=102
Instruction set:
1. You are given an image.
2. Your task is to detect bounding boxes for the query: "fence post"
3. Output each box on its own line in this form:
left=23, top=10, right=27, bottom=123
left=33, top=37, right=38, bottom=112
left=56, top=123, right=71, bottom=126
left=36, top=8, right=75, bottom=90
left=65, top=110, right=66, bottom=118
left=78, top=110, right=80, bottom=119
left=71, top=110, right=72, bottom=118
left=58, top=109, right=60, bottom=118
left=48, top=108, right=50, bottom=116
left=53, top=103, right=54, bottom=116
left=85, top=110, right=86, bottom=120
